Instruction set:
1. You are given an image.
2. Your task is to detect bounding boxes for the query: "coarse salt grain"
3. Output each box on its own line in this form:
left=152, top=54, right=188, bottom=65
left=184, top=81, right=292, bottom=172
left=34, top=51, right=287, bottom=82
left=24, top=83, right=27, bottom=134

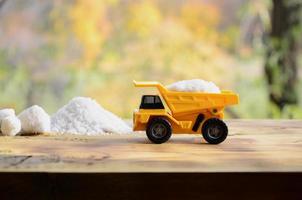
left=1, top=116, right=21, bottom=136
left=18, top=105, right=51, bottom=134
left=0, top=108, right=15, bottom=123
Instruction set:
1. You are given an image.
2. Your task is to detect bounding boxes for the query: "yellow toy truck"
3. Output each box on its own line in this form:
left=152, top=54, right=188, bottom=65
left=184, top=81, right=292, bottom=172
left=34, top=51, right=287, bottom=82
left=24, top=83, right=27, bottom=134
left=133, top=81, right=239, bottom=144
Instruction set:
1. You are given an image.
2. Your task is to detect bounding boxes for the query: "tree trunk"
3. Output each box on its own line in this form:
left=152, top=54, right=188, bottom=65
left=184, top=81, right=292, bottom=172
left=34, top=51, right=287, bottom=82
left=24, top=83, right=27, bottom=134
left=0, top=0, right=6, bottom=9
left=265, top=0, right=302, bottom=111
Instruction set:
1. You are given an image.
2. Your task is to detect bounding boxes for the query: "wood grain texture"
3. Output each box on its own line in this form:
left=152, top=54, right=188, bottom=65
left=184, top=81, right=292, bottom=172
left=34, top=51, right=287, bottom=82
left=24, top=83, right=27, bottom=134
left=0, top=120, right=301, bottom=172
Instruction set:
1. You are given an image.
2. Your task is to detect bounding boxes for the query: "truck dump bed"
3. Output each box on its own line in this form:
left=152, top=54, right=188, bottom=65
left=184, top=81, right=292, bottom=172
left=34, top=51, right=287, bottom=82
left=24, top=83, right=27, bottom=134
left=134, top=80, right=239, bottom=115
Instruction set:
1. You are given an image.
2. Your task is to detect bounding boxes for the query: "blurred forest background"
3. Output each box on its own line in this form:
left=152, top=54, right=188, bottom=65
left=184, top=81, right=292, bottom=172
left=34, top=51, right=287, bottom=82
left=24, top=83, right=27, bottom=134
left=0, top=0, right=301, bottom=118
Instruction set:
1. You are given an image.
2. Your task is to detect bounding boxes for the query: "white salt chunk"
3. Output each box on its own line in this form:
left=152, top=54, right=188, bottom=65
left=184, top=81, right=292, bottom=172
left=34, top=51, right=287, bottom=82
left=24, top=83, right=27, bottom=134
left=166, top=79, right=221, bottom=93
left=51, top=97, right=131, bottom=135
left=1, top=116, right=21, bottom=136
left=0, top=108, right=15, bottom=123
left=18, top=105, right=50, bottom=134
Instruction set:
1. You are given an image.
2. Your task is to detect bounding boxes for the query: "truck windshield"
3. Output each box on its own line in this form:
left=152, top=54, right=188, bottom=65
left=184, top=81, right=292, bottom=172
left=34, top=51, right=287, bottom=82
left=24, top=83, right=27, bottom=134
left=140, top=95, right=165, bottom=109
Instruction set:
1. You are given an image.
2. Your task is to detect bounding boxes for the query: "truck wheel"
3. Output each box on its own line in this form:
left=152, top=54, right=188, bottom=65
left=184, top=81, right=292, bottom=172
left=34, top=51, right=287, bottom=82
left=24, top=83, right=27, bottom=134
left=146, top=118, right=172, bottom=144
left=202, top=118, right=228, bottom=144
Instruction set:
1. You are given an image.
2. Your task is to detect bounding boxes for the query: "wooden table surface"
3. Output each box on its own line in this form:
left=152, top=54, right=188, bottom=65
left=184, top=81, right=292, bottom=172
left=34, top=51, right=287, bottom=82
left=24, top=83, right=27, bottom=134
left=0, top=119, right=301, bottom=172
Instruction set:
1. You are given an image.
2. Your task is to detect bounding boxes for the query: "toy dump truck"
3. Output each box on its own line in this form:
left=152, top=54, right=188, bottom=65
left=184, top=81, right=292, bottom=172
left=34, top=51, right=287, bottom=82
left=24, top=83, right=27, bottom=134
left=133, top=81, right=239, bottom=144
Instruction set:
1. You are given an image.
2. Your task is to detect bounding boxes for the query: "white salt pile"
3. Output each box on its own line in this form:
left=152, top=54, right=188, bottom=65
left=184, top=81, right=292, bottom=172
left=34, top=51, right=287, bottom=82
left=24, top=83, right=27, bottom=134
left=18, top=105, right=51, bottom=134
left=51, top=97, right=131, bottom=135
left=166, top=79, right=221, bottom=93
left=1, top=116, right=21, bottom=136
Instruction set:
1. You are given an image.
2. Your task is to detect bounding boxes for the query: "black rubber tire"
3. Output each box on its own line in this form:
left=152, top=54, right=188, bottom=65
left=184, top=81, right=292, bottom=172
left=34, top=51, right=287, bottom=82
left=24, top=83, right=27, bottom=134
left=202, top=118, right=228, bottom=144
left=146, top=118, right=172, bottom=144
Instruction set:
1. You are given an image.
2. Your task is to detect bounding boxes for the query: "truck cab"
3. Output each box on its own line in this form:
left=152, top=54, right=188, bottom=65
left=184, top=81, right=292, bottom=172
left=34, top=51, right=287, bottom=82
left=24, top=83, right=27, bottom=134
left=139, top=95, right=164, bottom=109
left=133, top=95, right=169, bottom=133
